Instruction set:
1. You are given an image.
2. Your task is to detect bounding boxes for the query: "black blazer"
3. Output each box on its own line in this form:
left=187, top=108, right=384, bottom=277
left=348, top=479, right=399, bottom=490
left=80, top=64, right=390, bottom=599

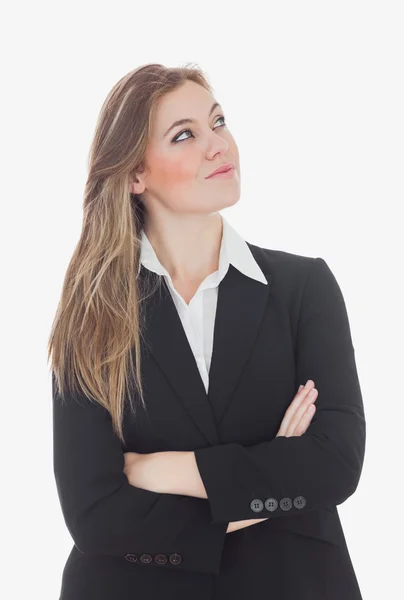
left=52, top=243, right=366, bottom=600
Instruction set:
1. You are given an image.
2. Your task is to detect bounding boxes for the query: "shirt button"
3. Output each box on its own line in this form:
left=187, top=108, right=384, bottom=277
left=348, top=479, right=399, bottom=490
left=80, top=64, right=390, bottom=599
left=264, top=497, right=278, bottom=512
left=279, top=497, right=293, bottom=511
left=250, top=499, right=264, bottom=513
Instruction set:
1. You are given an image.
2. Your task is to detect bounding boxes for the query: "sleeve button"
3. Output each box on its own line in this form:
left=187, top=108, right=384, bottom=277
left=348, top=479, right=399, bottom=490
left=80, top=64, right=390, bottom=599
left=264, top=498, right=278, bottom=512
left=140, top=553, right=153, bottom=564
left=293, top=495, right=307, bottom=509
left=154, top=553, right=168, bottom=565
left=250, top=499, right=264, bottom=513
left=124, top=553, right=138, bottom=563
left=279, top=497, right=293, bottom=511
left=169, top=553, right=183, bottom=565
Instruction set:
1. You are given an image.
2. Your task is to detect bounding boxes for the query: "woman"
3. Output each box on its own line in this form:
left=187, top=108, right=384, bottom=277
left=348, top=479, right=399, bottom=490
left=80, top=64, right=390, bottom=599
left=49, top=63, right=366, bottom=600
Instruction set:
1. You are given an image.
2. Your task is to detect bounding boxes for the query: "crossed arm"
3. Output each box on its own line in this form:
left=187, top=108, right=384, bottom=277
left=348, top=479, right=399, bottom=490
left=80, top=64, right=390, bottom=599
left=121, top=262, right=365, bottom=533
left=124, top=450, right=207, bottom=498
left=123, top=380, right=318, bottom=532
left=124, top=449, right=267, bottom=534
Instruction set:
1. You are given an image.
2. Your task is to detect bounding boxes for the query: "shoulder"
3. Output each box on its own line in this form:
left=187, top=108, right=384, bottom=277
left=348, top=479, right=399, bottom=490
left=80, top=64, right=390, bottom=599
left=246, top=241, right=318, bottom=286
left=246, top=242, right=342, bottom=310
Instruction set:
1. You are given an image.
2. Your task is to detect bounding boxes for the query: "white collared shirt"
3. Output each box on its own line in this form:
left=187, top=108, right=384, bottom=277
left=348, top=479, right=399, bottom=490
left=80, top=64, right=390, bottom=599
left=139, top=215, right=268, bottom=393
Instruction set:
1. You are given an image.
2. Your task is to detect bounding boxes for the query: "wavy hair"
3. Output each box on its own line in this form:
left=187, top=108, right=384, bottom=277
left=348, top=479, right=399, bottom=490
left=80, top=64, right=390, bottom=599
left=47, top=63, right=213, bottom=444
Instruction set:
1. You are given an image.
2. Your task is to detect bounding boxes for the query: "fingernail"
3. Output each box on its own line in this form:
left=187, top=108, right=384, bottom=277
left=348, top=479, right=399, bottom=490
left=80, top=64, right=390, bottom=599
left=305, top=380, right=312, bottom=389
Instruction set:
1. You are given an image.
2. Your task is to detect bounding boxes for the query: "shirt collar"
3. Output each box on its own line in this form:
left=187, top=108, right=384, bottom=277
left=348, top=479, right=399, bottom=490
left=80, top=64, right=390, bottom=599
left=137, top=214, right=268, bottom=285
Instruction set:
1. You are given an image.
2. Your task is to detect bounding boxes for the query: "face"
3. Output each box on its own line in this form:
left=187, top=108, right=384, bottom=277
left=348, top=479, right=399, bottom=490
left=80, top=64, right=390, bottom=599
left=130, top=80, right=240, bottom=216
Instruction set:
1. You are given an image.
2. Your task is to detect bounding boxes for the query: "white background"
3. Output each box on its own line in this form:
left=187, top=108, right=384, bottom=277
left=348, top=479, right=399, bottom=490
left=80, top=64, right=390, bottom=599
left=1, top=1, right=403, bottom=598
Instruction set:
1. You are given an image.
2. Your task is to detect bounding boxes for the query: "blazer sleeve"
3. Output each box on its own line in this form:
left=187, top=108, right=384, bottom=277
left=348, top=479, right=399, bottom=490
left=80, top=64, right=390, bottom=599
left=52, top=372, right=228, bottom=575
left=193, top=257, right=366, bottom=524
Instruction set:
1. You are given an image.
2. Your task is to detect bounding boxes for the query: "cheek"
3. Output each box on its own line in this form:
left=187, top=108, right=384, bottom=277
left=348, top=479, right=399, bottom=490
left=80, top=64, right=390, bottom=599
left=152, top=155, right=195, bottom=188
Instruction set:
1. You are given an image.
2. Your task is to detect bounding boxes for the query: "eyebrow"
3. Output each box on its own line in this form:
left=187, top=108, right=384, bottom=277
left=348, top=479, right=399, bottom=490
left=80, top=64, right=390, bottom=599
left=163, top=101, right=221, bottom=138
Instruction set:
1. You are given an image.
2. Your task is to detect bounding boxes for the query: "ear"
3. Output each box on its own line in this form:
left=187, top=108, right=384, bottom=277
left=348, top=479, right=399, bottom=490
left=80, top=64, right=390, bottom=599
left=129, top=174, right=146, bottom=195
left=129, top=162, right=149, bottom=195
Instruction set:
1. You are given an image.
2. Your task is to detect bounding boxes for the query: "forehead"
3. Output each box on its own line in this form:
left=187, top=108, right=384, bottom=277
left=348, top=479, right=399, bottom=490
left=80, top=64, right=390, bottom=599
left=151, top=81, right=217, bottom=135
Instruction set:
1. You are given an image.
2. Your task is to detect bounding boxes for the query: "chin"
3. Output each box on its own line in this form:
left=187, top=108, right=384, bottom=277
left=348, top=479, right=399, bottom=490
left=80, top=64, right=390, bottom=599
left=216, top=191, right=241, bottom=211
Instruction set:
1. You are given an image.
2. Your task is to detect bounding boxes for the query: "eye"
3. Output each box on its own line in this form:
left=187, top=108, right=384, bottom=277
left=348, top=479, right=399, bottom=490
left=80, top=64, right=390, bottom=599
left=172, top=115, right=226, bottom=143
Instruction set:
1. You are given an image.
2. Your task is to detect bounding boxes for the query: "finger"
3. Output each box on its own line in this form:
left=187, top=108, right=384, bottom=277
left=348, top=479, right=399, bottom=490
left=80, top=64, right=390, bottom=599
left=277, top=382, right=314, bottom=436
left=277, top=386, right=308, bottom=436
left=292, top=403, right=316, bottom=437
left=287, top=388, right=318, bottom=435
left=292, top=404, right=316, bottom=437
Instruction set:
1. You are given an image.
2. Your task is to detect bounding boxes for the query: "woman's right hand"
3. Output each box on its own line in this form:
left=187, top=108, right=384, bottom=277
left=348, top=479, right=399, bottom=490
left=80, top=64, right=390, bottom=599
left=276, top=380, right=318, bottom=437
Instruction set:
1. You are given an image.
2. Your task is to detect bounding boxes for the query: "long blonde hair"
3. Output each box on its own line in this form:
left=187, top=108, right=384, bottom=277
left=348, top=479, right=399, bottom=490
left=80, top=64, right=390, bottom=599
left=47, top=63, right=213, bottom=444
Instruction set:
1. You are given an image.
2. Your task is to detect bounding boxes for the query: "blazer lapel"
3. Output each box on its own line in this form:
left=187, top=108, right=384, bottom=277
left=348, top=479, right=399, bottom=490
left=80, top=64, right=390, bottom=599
left=208, top=248, right=272, bottom=429
left=139, top=243, right=273, bottom=446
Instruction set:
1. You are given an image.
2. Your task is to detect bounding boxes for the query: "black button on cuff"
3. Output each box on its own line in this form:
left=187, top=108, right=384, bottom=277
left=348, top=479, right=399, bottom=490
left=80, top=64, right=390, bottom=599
left=169, top=553, right=183, bottom=565
left=124, top=553, right=138, bottom=563
left=279, top=497, right=293, bottom=511
left=250, top=499, right=264, bottom=513
left=293, top=495, right=307, bottom=509
left=140, top=553, right=153, bottom=564
left=265, top=498, right=278, bottom=512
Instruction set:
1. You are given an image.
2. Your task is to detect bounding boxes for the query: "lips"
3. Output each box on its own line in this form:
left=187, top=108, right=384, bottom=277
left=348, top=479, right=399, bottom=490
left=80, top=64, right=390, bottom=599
left=206, top=162, right=234, bottom=178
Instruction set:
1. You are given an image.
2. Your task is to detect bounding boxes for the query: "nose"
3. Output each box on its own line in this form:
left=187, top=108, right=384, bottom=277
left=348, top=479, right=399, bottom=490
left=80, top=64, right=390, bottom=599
left=207, top=134, right=228, bottom=158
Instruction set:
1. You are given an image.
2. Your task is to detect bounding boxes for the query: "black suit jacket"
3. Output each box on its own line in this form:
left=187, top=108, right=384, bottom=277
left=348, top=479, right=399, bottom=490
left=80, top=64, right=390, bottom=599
left=52, top=244, right=366, bottom=600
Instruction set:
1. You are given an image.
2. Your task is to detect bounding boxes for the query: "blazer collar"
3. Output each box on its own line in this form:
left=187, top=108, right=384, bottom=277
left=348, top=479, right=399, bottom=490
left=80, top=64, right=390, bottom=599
left=138, top=240, right=273, bottom=446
